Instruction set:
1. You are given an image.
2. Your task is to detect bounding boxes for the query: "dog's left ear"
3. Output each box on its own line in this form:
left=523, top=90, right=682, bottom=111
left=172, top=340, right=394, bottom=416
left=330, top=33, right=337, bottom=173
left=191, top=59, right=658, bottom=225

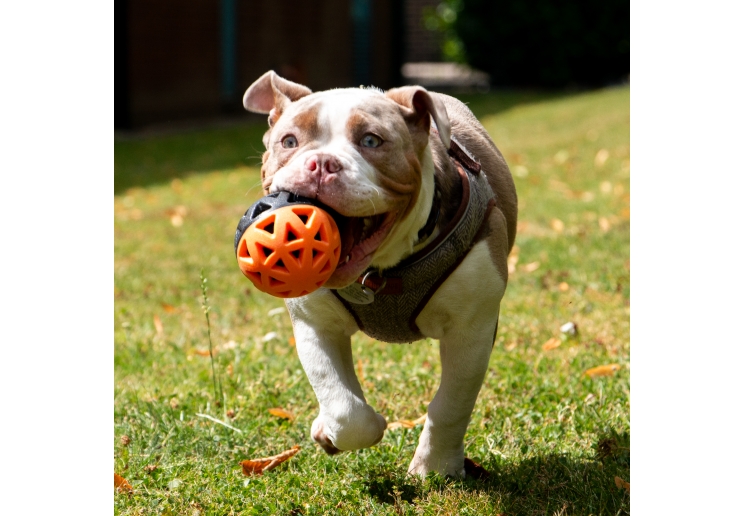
left=385, top=86, right=451, bottom=150
left=243, top=70, right=312, bottom=124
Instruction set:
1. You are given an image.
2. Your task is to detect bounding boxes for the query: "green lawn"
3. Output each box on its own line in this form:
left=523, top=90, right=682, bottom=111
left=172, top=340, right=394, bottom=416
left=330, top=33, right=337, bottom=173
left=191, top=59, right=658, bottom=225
left=114, top=86, right=630, bottom=515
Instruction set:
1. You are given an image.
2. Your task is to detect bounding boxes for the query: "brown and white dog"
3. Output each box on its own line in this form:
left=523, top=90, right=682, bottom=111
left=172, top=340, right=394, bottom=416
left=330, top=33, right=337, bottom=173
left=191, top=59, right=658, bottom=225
left=243, top=71, right=517, bottom=477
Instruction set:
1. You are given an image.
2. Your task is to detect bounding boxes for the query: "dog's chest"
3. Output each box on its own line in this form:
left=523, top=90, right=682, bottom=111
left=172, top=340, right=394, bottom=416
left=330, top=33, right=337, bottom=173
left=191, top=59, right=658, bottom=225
left=331, top=160, right=495, bottom=343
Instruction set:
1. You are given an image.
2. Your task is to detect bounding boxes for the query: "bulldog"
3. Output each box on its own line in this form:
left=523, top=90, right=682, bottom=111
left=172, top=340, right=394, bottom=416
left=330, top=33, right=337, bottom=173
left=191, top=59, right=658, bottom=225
left=242, top=71, right=517, bottom=477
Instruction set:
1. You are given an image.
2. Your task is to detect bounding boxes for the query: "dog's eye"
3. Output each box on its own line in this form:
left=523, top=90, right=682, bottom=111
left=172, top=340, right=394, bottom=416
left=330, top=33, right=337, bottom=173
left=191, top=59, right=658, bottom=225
left=281, top=135, right=298, bottom=149
left=360, top=134, right=382, bottom=148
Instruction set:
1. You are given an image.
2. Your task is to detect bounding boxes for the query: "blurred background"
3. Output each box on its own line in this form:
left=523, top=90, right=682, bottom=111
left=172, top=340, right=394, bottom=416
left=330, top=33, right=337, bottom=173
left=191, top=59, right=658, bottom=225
left=114, top=0, right=629, bottom=130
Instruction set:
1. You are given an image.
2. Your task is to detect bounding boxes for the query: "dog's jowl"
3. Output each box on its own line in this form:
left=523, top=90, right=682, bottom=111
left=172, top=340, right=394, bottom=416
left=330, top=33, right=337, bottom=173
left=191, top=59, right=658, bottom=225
left=242, top=71, right=517, bottom=477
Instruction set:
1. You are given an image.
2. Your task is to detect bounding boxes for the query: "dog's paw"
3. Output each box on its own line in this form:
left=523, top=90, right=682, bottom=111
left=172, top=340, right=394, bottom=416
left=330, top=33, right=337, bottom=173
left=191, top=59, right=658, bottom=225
left=311, top=420, right=341, bottom=455
left=407, top=449, right=465, bottom=478
left=310, top=411, right=387, bottom=453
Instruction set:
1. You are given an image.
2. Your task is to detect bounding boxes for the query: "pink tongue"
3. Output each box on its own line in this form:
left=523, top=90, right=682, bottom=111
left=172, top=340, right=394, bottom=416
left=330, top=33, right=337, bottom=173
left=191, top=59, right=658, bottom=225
left=323, top=252, right=374, bottom=289
left=324, top=213, right=396, bottom=289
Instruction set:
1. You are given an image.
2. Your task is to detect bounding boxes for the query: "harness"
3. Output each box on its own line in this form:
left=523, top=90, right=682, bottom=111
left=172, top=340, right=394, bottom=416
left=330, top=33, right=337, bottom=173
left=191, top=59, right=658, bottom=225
left=330, top=136, right=496, bottom=343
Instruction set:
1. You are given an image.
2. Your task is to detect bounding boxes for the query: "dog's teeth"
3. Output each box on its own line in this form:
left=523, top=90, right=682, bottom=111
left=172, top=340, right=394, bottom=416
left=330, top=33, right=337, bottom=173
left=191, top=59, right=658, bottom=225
left=345, top=255, right=351, bottom=263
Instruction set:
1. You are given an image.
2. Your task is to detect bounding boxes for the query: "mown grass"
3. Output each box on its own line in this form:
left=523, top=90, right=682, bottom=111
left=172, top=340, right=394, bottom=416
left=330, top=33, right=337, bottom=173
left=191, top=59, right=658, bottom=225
left=114, top=86, right=629, bottom=515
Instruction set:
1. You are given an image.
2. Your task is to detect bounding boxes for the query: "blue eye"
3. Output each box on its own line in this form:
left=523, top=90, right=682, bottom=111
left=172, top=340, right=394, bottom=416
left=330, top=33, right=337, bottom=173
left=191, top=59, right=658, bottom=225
left=361, top=134, right=382, bottom=148
left=282, top=135, right=298, bottom=149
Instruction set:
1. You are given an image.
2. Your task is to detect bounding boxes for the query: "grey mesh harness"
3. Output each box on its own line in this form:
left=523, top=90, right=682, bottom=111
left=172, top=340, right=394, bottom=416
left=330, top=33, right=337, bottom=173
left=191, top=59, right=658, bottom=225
left=331, top=136, right=496, bottom=343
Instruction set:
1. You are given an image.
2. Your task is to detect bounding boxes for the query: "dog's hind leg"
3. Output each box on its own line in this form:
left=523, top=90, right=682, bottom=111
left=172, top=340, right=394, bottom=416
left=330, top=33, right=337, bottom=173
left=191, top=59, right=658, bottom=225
left=411, top=241, right=505, bottom=477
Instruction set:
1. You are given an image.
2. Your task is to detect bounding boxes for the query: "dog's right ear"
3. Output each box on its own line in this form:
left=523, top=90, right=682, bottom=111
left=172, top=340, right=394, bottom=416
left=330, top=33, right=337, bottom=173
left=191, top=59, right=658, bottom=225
left=243, top=71, right=312, bottom=125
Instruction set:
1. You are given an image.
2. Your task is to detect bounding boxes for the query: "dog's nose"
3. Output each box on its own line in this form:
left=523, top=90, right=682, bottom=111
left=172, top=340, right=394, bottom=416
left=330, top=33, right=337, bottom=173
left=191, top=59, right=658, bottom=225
left=305, top=154, right=342, bottom=175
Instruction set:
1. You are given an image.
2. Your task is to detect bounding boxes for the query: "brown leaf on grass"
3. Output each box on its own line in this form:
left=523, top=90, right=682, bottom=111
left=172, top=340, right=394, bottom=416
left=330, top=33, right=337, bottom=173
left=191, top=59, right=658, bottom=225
left=120, top=435, right=131, bottom=446
left=550, top=218, right=565, bottom=233
left=114, top=473, right=133, bottom=493
left=153, top=314, right=163, bottom=336
left=542, top=337, right=562, bottom=351
left=558, top=282, right=570, bottom=292
left=193, top=348, right=215, bottom=357
left=241, top=445, right=301, bottom=476
left=387, top=420, right=415, bottom=430
left=388, top=414, right=427, bottom=430
left=268, top=407, right=295, bottom=421
left=167, top=205, right=188, bottom=227
left=288, top=336, right=296, bottom=347
left=521, top=261, right=541, bottom=273
left=463, top=457, right=490, bottom=480
left=144, top=464, right=158, bottom=474
left=161, top=303, right=177, bottom=313
left=584, top=364, right=622, bottom=377
left=614, top=476, right=630, bottom=492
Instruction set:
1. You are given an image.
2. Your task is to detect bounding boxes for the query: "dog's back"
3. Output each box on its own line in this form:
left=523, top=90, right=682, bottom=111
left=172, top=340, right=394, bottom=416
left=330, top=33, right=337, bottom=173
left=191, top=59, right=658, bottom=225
left=432, top=93, right=518, bottom=253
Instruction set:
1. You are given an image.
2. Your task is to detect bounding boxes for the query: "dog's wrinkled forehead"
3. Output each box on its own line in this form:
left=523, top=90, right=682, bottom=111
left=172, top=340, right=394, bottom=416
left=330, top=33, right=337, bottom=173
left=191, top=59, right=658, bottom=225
left=271, top=88, right=407, bottom=145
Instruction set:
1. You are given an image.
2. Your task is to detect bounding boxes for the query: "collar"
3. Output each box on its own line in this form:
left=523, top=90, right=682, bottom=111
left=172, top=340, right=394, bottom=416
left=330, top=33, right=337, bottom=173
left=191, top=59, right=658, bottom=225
left=416, top=186, right=441, bottom=244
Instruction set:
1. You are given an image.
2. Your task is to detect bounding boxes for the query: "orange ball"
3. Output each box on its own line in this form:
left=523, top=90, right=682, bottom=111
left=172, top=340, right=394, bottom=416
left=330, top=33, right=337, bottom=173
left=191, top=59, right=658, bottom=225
left=236, top=203, right=341, bottom=298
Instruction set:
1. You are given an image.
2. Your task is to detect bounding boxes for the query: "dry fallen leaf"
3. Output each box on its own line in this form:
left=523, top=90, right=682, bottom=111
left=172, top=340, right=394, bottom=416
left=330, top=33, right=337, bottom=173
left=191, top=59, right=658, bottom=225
left=167, top=205, right=188, bottom=227
left=115, top=473, right=133, bottom=493
left=558, top=282, right=570, bottom=292
left=120, top=435, right=131, bottom=446
left=153, top=314, right=163, bottom=336
left=268, top=407, right=295, bottom=421
left=388, top=414, right=426, bottom=430
left=412, top=414, right=427, bottom=425
left=387, top=420, right=415, bottom=430
left=144, top=464, right=158, bottom=474
left=161, top=303, right=177, bottom=313
left=193, top=349, right=214, bottom=357
left=542, top=337, right=562, bottom=351
left=241, top=445, right=301, bottom=476
left=522, top=261, right=541, bottom=273
left=614, top=476, right=630, bottom=492
left=289, top=336, right=296, bottom=347
left=584, top=364, right=622, bottom=377
left=550, top=218, right=565, bottom=233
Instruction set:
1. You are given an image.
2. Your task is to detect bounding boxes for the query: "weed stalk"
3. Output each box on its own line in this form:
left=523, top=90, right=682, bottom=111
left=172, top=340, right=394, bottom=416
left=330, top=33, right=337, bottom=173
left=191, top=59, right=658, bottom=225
left=200, top=269, right=223, bottom=406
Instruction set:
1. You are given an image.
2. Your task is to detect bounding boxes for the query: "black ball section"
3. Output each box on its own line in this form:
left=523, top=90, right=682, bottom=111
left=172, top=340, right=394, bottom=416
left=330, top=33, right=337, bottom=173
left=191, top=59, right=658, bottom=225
left=234, top=192, right=340, bottom=252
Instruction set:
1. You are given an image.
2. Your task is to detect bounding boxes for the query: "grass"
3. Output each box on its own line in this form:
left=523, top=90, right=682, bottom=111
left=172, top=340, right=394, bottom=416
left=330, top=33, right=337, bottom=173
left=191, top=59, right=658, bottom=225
left=114, top=86, right=630, bottom=515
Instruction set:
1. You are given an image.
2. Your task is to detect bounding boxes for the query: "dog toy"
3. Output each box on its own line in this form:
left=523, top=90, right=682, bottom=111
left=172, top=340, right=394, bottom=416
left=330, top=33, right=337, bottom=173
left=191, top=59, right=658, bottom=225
left=234, top=192, right=342, bottom=298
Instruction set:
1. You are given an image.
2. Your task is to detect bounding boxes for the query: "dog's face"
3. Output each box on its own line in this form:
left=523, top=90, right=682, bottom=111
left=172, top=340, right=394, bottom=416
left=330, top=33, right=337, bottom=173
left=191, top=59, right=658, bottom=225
left=244, top=71, right=451, bottom=288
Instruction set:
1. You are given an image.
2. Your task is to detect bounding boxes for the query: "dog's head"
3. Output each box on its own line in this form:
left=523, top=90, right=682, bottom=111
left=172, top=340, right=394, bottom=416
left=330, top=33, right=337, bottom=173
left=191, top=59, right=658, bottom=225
left=244, top=71, right=451, bottom=288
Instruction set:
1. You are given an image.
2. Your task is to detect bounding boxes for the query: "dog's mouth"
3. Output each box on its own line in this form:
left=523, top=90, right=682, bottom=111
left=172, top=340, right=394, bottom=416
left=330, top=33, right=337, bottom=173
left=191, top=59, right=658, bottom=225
left=325, top=211, right=397, bottom=288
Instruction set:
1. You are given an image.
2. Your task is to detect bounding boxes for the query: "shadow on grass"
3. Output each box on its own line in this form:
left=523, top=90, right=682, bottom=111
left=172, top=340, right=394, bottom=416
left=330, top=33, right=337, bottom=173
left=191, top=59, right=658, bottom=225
left=362, top=431, right=630, bottom=515
left=114, top=89, right=582, bottom=195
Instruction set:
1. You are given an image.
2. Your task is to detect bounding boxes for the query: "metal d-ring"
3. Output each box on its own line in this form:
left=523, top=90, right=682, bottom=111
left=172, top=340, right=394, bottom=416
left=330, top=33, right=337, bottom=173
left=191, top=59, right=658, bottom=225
left=361, top=271, right=387, bottom=294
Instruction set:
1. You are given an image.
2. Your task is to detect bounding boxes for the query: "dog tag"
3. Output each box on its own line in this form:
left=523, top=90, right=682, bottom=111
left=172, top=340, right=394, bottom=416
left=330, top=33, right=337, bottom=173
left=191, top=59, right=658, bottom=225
left=336, top=282, right=375, bottom=305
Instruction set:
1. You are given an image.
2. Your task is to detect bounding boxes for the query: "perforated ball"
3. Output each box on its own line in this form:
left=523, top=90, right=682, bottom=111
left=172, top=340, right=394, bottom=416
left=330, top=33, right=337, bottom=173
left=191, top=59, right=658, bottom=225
left=235, top=195, right=341, bottom=298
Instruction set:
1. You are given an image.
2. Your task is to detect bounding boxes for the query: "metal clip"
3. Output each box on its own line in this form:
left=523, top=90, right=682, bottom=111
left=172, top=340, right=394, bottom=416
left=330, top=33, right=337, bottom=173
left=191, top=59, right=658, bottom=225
left=337, top=271, right=387, bottom=305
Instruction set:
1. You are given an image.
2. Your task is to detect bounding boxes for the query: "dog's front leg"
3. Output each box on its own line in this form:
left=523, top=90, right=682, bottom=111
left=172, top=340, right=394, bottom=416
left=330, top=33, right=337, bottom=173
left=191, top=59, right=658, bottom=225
left=286, top=293, right=387, bottom=454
